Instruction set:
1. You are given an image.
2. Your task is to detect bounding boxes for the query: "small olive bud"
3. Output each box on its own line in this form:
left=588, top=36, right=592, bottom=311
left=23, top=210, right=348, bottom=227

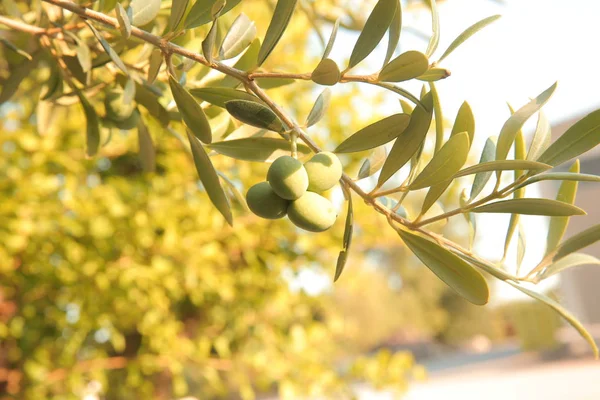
left=246, top=182, right=289, bottom=219
left=287, top=192, right=337, bottom=232
left=267, top=156, right=309, bottom=200
left=304, top=151, right=343, bottom=192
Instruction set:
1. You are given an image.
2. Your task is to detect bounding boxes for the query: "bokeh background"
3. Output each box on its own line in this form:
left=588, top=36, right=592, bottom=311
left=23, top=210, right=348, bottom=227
left=1, top=0, right=600, bottom=399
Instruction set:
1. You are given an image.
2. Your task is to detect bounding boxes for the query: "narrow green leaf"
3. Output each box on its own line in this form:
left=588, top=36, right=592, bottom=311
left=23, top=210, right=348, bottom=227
left=169, top=0, right=189, bottom=31
left=257, top=0, right=298, bottom=66
left=219, top=13, right=257, bottom=60
left=311, top=58, right=341, bottom=86
left=502, top=128, right=527, bottom=260
left=383, top=0, right=402, bottom=66
left=348, top=0, right=398, bottom=69
left=305, top=88, right=331, bottom=128
left=527, top=111, right=551, bottom=161
left=537, top=108, right=600, bottom=167
left=503, top=280, right=598, bottom=359
left=438, top=15, right=501, bottom=62
left=399, top=99, right=413, bottom=114
left=130, top=0, right=161, bottom=26
left=217, top=38, right=260, bottom=87
left=134, top=82, right=170, bottom=127
left=496, top=82, right=557, bottom=162
left=335, top=193, right=354, bottom=282
left=137, top=116, right=156, bottom=172
left=115, top=3, right=132, bottom=39
left=471, top=198, right=585, bottom=216
left=546, top=160, right=580, bottom=254
left=410, top=132, right=470, bottom=190
left=75, top=37, right=92, bottom=73
left=456, top=159, right=551, bottom=179
left=169, top=75, right=212, bottom=143
left=187, top=132, right=232, bottom=226
left=201, top=1, right=224, bottom=64
left=451, top=101, right=475, bottom=146
left=76, top=91, right=100, bottom=157
left=417, top=67, right=450, bottom=82
left=190, top=87, right=260, bottom=108
left=255, top=77, right=295, bottom=89
left=225, top=100, right=284, bottom=132
left=41, top=63, right=63, bottom=101
left=469, top=138, right=496, bottom=200
left=218, top=171, right=249, bottom=211
left=379, top=51, right=429, bottom=82
left=85, top=21, right=128, bottom=74
left=322, top=17, right=340, bottom=60
left=398, top=229, right=489, bottom=305
left=429, top=81, right=444, bottom=153
left=554, top=224, right=600, bottom=262
left=378, top=93, right=434, bottom=186
left=147, top=49, right=163, bottom=84
left=517, top=226, right=526, bottom=272
left=208, top=137, right=310, bottom=162
left=541, top=253, right=600, bottom=281
left=0, top=38, right=32, bottom=60
left=335, top=113, right=410, bottom=153
left=357, top=146, right=387, bottom=179
left=424, top=0, right=439, bottom=57
left=185, top=0, right=241, bottom=29
left=513, top=172, right=600, bottom=190
left=420, top=179, right=451, bottom=216
left=123, top=79, right=136, bottom=104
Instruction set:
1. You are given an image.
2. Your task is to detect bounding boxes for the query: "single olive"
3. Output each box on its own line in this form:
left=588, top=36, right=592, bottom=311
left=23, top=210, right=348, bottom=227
left=304, top=151, right=343, bottom=192
left=287, top=192, right=337, bottom=232
left=246, top=182, right=289, bottom=220
left=267, top=156, right=309, bottom=200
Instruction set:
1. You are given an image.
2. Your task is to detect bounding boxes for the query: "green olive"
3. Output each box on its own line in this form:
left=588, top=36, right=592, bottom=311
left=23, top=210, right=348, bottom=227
left=304, top=152, right=343, bottom=192
left=246, top=182, right=289, bottom=219
left=104, top=89, right=135, bottom=122
left=287, top=192, right=337, bottom=232
left=267, top=156, right=309, bottom=200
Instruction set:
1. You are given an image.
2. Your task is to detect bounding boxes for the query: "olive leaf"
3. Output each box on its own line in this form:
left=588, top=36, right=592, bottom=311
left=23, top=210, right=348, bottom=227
left=322, top=17, right=340, bottom=60
left=471, top=198, right=585, bottom=216
left=469, top=137, right=496, bottom=200
left=190, top=87, right=261, bottom=108
left=147, top=49, right=163, bottom=84
left=554, top=224, right=600, bottom=262
left=335, top=113, right=410, bottom=153
left=311, top=58, right=340, bottom=86
left=169, top=75, right=212, bottom=143
left=378, top=51, right=429, bottom=83
left=225, top=100, right=284, bottom=132
left=335, top=190, right=353, bottom=282
left=383, top=0, right=402, bottom=67
left=420, top=180, right=451, bottom=216
left=208, top=137, right=310, bottom=162
left=305, top=88, right=331, bottom=128
left=255, top=77, right=295, bottom=89
left=496, top=82, right=557, bottom=163
left=429, top=81, right=444, bottom=153
left=185, top=0, right=241, bottom=29
left=115, top=3, right=132, bottom=39
left=187, top=132, right=233, bottom=226
left=455, top=159, right=550, bottom=179
left=451, top=101, right=475, bottom=146
left=134, top=82, right=170, bottom=127
left=76, top=91, right=100, bottom=157
left=425, top=0, right=440, bottom=57
left=169, top=0, right=189, bottom=31
left=0, top=38, right=32, bottom=60
left=85, top=21, right=128, bottom=74
left=513, top=172, right=600, bottom=190
left=202, top=0, right=225, bottom=64
left=410, top=132, right=470, bottom=190
left=527, top=110, right=551, bottom=161
left=517, top=226, right=526, bottom=272
left=537, top=108, right=600, bottom=167
left=438, top=15, right=501, bottom=62
left=417, top=67, right=450, bottom=82
left=137, top=116, right=156, bottom=172
left=357, top=146, right=387, bottom=180
left=378, top=93, right=433, bottom=186
left=217, top=38, right=260, bottom=87
left=546, top=160, right=580, bottom=254
left=348, top=0, right=398, bottom=69
left=539, top=253, right=600, bottom=281
left=398, top=229, right=489, bottom=305
left=257, top=0, right=298, bottom=66
left=220, top=13, right=257, bottom=60
left=502, top=129, right=526, bottom=260
left=130, top=0, right=161, bottom=26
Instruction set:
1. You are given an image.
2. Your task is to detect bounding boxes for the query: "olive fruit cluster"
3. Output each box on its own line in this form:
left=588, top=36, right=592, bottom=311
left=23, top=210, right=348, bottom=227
left=246, top=152, right=343, bottom=232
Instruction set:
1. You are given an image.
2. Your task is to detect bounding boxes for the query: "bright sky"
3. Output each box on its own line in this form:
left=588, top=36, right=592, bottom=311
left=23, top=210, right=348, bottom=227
left=323, top=0, right=600, bottom=301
